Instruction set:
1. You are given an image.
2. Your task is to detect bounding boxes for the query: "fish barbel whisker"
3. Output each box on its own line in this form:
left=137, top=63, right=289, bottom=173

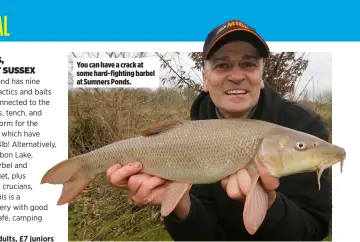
left=316, top=155, right=342, bottom=190
left=340, top=153, right=346, bottom=173
left=317, top=166, right=325, bottom=190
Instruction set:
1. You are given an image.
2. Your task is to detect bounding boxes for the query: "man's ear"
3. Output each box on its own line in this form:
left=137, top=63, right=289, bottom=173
left=202, top=69, right=209, bottom=92
left=260, top=61, right=265, bottom=89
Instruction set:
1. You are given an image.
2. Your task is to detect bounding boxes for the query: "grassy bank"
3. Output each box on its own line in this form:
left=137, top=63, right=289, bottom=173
left=67, top=88, right=332, bottom=241
left=68, top=88, right=190, bottom=241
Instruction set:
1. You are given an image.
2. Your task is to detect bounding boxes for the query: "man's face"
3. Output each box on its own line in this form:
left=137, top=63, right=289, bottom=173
left=203, top=41, right=264, bottom=118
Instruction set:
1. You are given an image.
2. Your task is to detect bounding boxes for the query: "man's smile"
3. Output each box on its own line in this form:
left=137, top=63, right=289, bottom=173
left=224, top=89, right=249, bottom=95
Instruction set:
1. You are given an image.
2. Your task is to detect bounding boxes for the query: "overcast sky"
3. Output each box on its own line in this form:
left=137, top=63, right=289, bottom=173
left=294, top=52, right=332, bottom=99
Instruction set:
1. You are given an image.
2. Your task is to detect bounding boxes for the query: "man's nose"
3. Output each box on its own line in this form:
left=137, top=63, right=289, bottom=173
left=227, top=66, right=246, bottom=83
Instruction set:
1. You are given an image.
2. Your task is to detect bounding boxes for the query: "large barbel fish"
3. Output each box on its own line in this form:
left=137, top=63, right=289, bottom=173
left=41, top=119, right=346, bottom=235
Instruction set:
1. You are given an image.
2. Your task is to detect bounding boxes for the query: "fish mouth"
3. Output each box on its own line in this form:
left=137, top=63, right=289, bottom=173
left=224, top=89, right=249, bottom=95
left=316, top=152, right=346, bottom=190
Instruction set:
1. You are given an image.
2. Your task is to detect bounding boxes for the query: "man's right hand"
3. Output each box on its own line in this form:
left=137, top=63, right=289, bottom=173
left=106, top=162, right=191, bottom=219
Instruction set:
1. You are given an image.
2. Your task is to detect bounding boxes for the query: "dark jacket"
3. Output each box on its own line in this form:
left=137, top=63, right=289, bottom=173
left=163, top=82, right=331, bottom=241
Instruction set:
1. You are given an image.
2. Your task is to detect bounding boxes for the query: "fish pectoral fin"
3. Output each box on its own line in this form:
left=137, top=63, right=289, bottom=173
left=161, top=182, right=192, bottom=217
left=243, top=173, right=269, bottom=235
left=142, top=120, right=185, bottom=136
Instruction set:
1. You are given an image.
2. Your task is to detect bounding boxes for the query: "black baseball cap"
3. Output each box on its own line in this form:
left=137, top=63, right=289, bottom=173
left=202, top=20, right=270, bottom=61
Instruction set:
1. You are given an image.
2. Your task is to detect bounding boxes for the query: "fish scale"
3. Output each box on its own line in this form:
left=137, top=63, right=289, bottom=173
left=78, top=119, right=275, bottom=183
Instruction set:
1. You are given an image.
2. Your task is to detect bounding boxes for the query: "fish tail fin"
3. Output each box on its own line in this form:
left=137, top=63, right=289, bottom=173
left=41, top=156, right=94, bottom=205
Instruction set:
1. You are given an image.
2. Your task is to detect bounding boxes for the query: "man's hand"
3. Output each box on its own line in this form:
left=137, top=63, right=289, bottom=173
left=106, top=162, right=191, bottom=219
left=220, top=161, right=280, bottom=207
left=106, top=161, right=279, bottom=220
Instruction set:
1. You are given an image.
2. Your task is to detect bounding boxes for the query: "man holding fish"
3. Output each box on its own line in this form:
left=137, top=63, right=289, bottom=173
left=105, top=20, right=334, bottom=240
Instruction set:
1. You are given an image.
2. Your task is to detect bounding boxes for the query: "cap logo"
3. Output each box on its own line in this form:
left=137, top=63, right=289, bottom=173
left=216, top=21, right=250, bottom=35
left=226, top=20, right=248, bottom=29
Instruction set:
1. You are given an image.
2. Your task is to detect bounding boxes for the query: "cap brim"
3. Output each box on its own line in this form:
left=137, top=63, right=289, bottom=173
left=204, top=28, right=270, bottom=60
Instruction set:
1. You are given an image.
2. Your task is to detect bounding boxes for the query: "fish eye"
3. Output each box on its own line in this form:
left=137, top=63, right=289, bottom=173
left=295, top=141, right=306, bottom=150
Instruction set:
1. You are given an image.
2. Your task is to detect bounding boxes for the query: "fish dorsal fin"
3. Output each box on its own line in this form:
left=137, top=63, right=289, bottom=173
left=142, top=120, right=184, bottom=136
